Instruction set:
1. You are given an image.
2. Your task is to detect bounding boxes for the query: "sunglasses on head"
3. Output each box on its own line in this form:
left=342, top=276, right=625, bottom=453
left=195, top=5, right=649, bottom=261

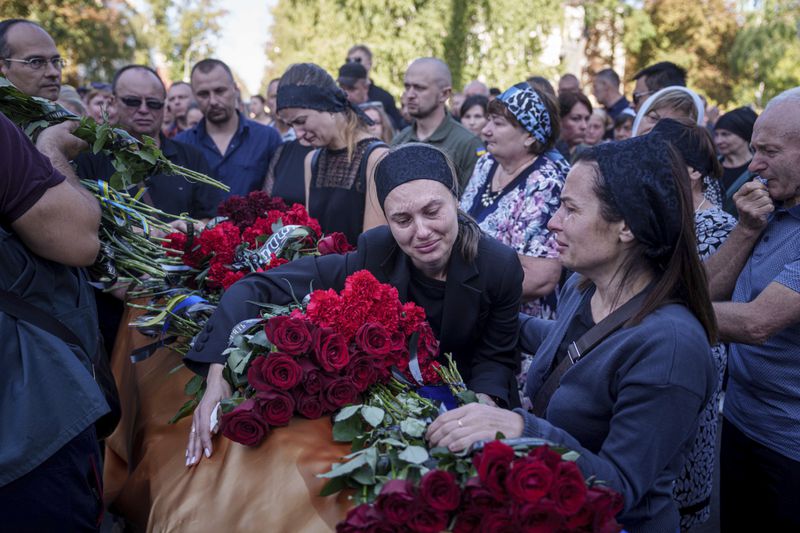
left=119, top=96, right=165, bottom=110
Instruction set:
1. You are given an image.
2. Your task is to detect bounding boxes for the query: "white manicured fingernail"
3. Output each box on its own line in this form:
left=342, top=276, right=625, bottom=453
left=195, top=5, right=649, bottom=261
left=191, top=456, right=196, bottom=464
left=204, top=448, right=211, bottom=458
left=185, top=457, right=191, bottom=466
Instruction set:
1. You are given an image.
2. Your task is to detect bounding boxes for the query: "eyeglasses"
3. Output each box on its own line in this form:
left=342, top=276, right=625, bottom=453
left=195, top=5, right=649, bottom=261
left=359, top=101, right=384, bottom=111
left=632, top=90, right=654, bottom=106
left=2, top=56, right=67, bottom=70
left=118, top=96, right=165, bottom=110
left=346, top=56, right=363, bottom=64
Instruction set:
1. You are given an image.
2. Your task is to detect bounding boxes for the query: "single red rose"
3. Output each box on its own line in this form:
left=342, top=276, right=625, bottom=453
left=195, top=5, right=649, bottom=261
left=408, top=505, right=449, bottom=533
left=292, top=389, right=325, bottom=419
left=550, top=461, right=587, bottom=516
left=297, top=357, right=324, bottom=395
left=419, top=469, right=461, bottom=512
left=313, top=327, right=351, bottom=372
left=325, top=377, right=359, bottom=409
left=505, top=456, right=554, bottom=503
left=479, top=509, right=517, bottom=533
left=336, top=503, right=397, bottom=533
left=264, top=315, right=313, bottom=355
left=452, top=510, right=482, bottom=533
left=249, top=353, right=303, bottom=391
left=462, top=476, right=497, bottom=510
left=220, top=399, right=268, bottom=446
left=368, top=354, right=392, bottom=382
left=376, top=479, right=416, bottom=525
left=389, top=329, right=407, bottom=351
left=318, top=232, right=354, bottom=255
left=473, top=440, right=515, bottom=498
left=528, top=445, right=562, bottom=471
left=355, top=322, right=392, bottom=356
left=517, top=498, right=563, bottom=533
left=346, top=354, right=378, bottom=392
left=256, top=388, right=295, bottom=426
left=584, top=486, right=623, bottom=532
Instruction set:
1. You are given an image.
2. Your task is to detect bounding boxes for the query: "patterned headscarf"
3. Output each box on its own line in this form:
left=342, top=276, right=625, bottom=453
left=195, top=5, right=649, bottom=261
left=495, top=82, right=552, bottom=145
left=587, top=131, right=683, bottom=260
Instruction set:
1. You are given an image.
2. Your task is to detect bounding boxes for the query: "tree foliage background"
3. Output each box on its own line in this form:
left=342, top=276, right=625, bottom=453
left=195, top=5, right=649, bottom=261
left=262, top=0, right=563, bottom=98
left=2, top=0, right=799, bottom=107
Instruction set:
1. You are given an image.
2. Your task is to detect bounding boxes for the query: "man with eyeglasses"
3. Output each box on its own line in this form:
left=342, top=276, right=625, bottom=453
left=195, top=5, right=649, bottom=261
left=631, top=61, right=687, bottom=112
left=0, top=19, right=64, bottom=101
left=346, top=44, right=404, bottom=130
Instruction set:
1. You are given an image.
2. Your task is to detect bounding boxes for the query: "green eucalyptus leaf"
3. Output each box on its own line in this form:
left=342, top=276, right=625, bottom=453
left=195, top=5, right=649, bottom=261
left=379, top=438, right=406, bottom=447
left=360, top=405, right=385, bottom=427
left=400, top=417, right=427, bottom=438
left=398, top=445, right=429, bottom=465
left=457, top=390, right=479, bottom=405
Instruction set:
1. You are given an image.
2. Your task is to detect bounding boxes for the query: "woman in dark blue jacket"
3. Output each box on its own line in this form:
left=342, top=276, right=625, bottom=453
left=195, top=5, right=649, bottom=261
left=185, top=144, right=523, bottom=465
left=427, top=133, right=717, bottom=533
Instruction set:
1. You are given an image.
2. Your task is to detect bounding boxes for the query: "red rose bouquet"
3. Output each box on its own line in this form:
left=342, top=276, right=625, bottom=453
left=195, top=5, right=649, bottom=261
left=337, top=442, right=624, bottom=533
left=215, top=270, right=443, bottom=447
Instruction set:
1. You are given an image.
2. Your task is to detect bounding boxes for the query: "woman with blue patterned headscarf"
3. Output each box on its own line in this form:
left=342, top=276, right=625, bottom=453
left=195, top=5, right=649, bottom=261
left=459, top=82, right=570, bottom=406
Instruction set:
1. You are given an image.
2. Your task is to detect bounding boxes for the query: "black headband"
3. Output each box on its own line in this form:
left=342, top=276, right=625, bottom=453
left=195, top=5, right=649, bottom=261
left=375, top=144, right=456, bottom=208
left=275, top=83, right=373, bottom=125
left=651, top=118, right=713, bottom=177
left=588, top=132, right=682, bottom=260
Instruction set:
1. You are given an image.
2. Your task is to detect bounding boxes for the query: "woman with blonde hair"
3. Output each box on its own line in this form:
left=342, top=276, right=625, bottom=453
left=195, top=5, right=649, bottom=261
left=360, top=101, right=396, bottom=144
left=277, top=63, right=388, bottom=244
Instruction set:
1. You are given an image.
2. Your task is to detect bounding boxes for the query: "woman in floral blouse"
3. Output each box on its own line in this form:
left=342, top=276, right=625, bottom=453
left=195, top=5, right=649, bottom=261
left=460, top=83, right=569, bottom=320
left=460, top=83, right=569, bottom=406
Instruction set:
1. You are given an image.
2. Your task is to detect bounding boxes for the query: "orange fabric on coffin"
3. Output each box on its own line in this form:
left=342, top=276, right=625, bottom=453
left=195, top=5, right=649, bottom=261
left=104, top=307, right=353, bottom=532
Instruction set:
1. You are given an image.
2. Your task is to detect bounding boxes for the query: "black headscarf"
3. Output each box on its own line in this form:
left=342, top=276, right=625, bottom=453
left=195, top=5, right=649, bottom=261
left=276, top=83, right=373, bottom=125
left=715, top=107, right=758, bottom=143
left=375, top=144, right=456, bottom=208
left=586, top=132, right=683, bottom=260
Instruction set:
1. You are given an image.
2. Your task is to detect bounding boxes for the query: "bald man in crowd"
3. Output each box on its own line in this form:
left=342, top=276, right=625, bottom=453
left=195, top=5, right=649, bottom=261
left=0, top=19, right=64, bottom=100
left=392, top=57, right=483, bottom=189
left=558, top=73, right=581, bottom=95
left=463, top=79, right=489, bottom=97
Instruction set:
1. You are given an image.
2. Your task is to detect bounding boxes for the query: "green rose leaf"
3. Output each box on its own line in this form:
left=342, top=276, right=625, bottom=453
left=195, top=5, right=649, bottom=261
left=360, top=406, right=385, bottom=427
left=335, top=405, right=363, bottom=422
left=318, top=453, right=367, bottom=478
left=398, top=445, right=429, bottom=465
left=400, top=417, right=427, bottom=438
left=184, top=374, right=204, bottom=396
left=332, top=414, right=365, bottom=442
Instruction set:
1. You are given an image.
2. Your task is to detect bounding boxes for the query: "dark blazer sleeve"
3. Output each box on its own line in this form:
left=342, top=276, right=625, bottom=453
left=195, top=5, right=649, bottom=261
left=466, top=242, right=523, bottom=406
left=183, top=228, right=392, bottom=374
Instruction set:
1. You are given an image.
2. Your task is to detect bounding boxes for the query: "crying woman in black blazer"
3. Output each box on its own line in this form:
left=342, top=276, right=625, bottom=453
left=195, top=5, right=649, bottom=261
left=185, top=144, right=522, bottom=465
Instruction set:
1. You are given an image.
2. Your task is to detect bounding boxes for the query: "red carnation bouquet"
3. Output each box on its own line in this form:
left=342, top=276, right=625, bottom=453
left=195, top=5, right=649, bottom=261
left=338, top=441, right=623, bottom=533
left=163, top=191, right=353, bottom=292
left=215, top=270, right=443, bottom=447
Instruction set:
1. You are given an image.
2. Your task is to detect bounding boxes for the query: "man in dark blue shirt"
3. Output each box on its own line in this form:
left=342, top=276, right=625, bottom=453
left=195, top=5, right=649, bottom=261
left=176, top=58, right=283, bottom=197
left=76, top=64, right=221, bottom=220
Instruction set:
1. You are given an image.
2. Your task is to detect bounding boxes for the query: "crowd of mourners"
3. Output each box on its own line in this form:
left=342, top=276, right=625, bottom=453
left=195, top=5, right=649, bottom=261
left=1, top=17, right=799, bottom=533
